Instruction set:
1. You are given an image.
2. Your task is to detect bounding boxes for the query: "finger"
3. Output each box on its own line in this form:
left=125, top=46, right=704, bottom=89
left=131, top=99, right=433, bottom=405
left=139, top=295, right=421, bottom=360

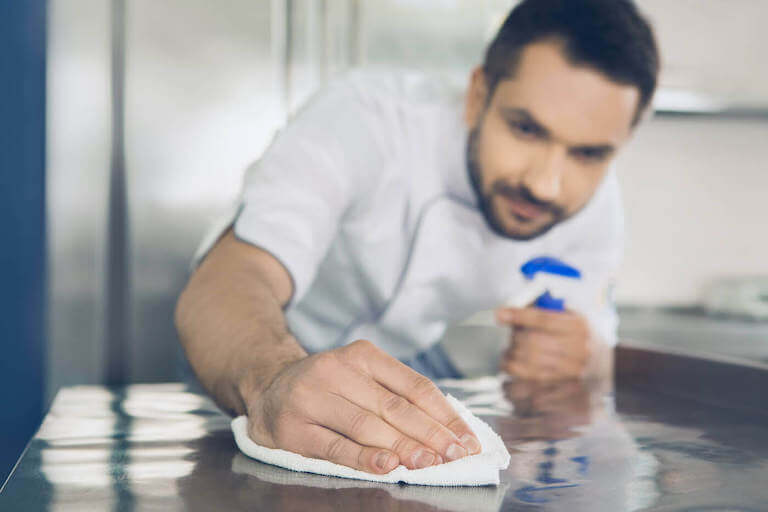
left=507, top=360, right=563, bottom=382
left=514, top=365, right=560, bottom=382
left=299, top=424, right=400, bottom=474
left=344, top=369, right=474, bottom=461
left=515, top=337, right=575, bottom=363
left=513, top=330, right=589, bottom=363
left=333, top=371, right=461, bottom=464
left=351, top=342, right=481, bottom=457
left=379, top=371, right=480, bottom=457
left=307, top=390, right=443, bottom=469
left=507, top=332, right=561, bottom=364
left=497, top=307, right=583, bottom=335
left=511, top=329, right=558, bottom=355
left=525, top=349, right=583, bottom=378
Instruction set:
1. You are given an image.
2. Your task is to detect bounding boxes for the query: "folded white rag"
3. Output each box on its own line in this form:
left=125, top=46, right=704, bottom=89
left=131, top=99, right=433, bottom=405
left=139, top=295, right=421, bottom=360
left=231, top=394, right=511, bottom=486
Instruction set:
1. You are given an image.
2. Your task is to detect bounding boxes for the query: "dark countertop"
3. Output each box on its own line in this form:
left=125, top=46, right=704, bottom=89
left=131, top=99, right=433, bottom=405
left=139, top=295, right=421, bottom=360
left=3, top=348, right=768, bottom=511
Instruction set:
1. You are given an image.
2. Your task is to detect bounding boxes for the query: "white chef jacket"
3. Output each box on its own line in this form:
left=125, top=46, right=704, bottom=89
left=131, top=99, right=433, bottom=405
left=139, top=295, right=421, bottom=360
left=194, top=69, right=624, bottom=363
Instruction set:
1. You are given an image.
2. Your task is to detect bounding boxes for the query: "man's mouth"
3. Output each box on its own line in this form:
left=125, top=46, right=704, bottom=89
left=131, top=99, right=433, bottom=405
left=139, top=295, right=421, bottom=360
left=499, top=195, right=547, bottom=221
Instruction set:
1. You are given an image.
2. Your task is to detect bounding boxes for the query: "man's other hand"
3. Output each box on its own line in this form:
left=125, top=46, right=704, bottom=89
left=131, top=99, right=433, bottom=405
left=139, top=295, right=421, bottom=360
left=495, top=307, right=592, bottom=381
left=241, top=339, right=482, bottom=474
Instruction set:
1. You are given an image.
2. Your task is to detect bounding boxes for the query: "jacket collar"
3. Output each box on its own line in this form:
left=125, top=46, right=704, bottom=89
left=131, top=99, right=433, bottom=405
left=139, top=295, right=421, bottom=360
left=439, top=104, right=479, bottom=208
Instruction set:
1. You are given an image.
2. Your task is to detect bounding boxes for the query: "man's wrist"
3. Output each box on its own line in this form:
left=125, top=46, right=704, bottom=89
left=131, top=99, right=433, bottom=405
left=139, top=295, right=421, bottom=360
left=234, top=336, right=307, bottom=414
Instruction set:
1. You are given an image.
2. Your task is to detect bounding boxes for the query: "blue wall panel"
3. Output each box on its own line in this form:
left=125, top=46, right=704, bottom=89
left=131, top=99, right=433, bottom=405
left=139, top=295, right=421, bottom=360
left=0, top=0, right=47, bottom=487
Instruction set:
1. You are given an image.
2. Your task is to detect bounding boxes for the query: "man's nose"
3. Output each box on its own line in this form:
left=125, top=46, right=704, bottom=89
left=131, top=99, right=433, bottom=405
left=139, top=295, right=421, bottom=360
left=521, top=145, right=565, bottom=203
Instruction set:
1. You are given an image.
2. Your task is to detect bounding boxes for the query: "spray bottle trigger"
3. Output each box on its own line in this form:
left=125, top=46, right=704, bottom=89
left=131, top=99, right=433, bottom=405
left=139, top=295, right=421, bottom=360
left=534, top=290, right=565, bottom=311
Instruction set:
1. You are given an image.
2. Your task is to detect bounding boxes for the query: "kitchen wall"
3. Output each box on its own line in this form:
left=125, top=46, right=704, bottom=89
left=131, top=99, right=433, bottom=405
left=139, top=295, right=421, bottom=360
left=615, top=118, right=768, bottom=305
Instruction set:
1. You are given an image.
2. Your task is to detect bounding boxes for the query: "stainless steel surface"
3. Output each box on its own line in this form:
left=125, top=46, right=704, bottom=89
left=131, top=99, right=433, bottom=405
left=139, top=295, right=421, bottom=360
left=105, top=0, right=129, bottom=385
left=46, top=0, right=112, bottom=402
left=4, top=374, right=768, bottom=511
left=123, top=0, right=280, bottom=384
left=619, top=307, right=768, bottom=364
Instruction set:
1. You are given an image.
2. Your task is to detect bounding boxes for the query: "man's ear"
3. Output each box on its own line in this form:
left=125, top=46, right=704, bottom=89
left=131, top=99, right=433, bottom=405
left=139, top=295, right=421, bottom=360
left=464, top=67, right=489, bottom=128
left=634, top=101, right=656, bottom=129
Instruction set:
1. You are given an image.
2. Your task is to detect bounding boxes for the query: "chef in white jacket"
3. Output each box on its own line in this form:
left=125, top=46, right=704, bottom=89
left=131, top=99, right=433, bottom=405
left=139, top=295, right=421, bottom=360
left=176, top=0, right=659, bottom=476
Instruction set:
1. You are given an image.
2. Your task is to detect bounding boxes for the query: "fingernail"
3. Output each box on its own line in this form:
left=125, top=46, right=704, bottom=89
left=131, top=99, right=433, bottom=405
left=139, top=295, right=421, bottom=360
left=460, top=433, right=482, bottom=455
left=446, top=443, right=468, bottom=461
left=495, top=310, right=512, bottom=324
left=435, top=454, right=444, bottom=465
left=413, top=450, right=436, bottom=469
left=376, top=452, right=394, bottom=472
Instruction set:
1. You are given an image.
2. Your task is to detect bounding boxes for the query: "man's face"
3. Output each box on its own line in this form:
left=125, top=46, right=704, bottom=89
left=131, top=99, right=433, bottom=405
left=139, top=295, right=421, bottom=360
left=465, top=40, right=639, bottom=240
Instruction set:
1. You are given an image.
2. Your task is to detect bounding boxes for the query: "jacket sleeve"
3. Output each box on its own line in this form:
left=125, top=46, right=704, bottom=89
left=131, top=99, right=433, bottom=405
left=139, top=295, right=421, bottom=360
left=193, top=73, right=392, bottom=305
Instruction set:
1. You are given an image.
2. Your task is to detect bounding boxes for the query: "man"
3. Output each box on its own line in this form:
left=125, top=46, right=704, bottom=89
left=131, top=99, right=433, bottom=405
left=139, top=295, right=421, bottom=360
left=176, top=0, right=659, bottom=475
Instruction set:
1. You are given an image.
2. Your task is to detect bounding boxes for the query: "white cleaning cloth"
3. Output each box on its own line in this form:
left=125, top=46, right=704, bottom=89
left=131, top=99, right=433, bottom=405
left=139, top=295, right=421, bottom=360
left=231, top=394, right=510, bottom=486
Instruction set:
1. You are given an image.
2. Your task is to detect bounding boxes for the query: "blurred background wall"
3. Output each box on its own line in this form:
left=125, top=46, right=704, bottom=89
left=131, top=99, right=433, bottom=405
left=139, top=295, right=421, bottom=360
left=44, top=0, right=768, bottom=403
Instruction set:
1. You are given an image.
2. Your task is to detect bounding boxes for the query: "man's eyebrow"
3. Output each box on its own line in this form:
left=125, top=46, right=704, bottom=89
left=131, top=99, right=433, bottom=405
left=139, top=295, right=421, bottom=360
left=500, top=107, right=550, bottom=137
left=571, top=143, right=616, bottom=155
left=499, top=107, right=617, bottom=153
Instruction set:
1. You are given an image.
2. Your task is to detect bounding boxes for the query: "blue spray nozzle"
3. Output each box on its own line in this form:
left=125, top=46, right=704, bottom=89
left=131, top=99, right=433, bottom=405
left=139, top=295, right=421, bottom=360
left=520, top=257, right=580, bottom=312
left=521, top=256, right=581, bottom=280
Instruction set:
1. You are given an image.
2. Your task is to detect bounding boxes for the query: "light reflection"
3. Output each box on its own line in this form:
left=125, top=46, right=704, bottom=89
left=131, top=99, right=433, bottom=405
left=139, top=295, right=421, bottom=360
left=37, top=447, right=110, bottom=464
left=438, top=374, right=514, bottom=416
left=126, top=417, right=210, bottom=443
left=123, top=385, right=211, bottom=416
left=438, top=374, right=507, bottom=392
left=126, top=460, right=195, bottom=480
left=625, top=451, right=662, bottom=511
left=37, top=416, right=120, bottom=445
left=39, top=458, right=113, bottom=488
left=129, top=446, right=196, bottom=459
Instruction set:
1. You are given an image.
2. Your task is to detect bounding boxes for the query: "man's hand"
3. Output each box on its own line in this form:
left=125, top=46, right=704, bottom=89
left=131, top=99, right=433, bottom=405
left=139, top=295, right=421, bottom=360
left=495, top=307, right=592, bottom=381
left=242, top=339, right=482, bottom=475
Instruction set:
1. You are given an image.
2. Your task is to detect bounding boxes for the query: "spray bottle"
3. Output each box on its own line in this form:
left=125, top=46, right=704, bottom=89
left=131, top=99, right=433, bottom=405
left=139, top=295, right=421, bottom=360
left=441, top=256, right=582, bottom=377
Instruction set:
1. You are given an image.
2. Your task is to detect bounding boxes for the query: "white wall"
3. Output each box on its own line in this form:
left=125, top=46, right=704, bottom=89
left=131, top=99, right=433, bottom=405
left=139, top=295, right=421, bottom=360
left=614, top=117, right=768, bottom=305
left=638, top=0, right=768, bottom=107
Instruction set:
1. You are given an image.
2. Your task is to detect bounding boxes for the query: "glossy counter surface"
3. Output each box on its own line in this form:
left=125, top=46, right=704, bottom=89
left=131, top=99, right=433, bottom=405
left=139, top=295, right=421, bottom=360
left=3, top=371, right=768, bottom=510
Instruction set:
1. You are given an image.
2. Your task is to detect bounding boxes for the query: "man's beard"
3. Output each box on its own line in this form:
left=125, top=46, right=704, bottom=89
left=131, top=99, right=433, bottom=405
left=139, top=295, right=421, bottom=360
left=465, top=127, right=567, bottom=241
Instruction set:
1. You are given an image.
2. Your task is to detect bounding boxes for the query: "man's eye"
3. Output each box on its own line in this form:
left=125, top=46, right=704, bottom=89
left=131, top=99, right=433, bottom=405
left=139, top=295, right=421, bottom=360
left=509, top=120, right=541, bottom=137
left=572, top=148, right=608, bottom=162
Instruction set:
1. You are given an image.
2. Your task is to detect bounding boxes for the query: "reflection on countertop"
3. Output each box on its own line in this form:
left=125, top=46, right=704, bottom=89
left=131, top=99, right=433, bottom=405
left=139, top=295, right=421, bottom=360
left=2, top=378, right=768, bottom=511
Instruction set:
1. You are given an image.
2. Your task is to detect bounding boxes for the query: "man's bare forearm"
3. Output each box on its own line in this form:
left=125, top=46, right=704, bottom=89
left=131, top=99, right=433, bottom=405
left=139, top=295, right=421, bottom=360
left=174, top=232, right=307, bottom=416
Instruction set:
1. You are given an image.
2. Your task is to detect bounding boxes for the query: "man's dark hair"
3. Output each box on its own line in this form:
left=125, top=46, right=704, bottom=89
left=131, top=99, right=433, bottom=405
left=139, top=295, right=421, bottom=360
left=483, top=0, right=660, bottom=124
